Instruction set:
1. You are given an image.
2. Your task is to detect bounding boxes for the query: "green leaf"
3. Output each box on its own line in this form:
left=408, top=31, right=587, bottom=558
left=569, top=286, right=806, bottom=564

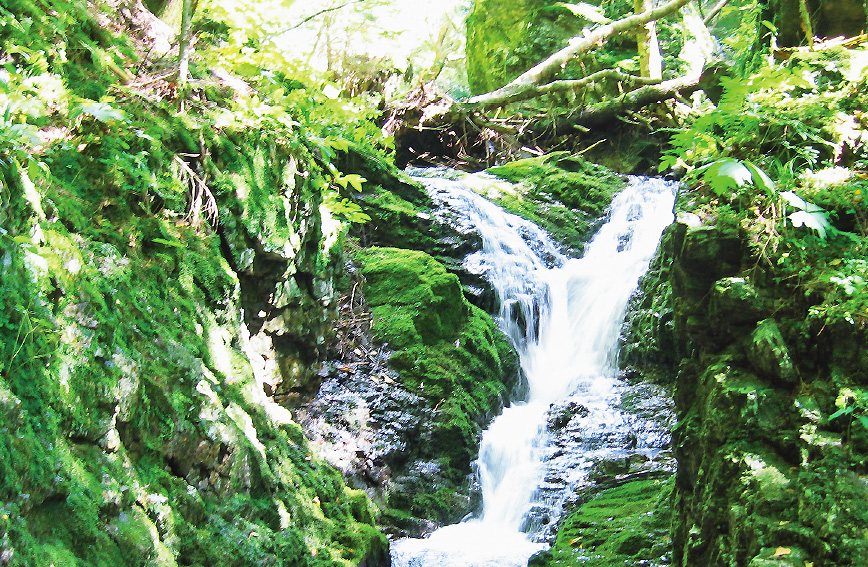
left=780, top=190, right=823, bottom=212
left=858, top=415, right=868, bottom=431
left=780, top=190, right=808, bottom=209
left=342, top=174, right=366, bottom=192
left=555, top=2, right=611, bottom=23
left=324, top=137, right=351, bottom=152
left=781, top=190, right=832, bottom=238
left=697, top=158, right=753, bottom=196
left=789, top=210, right=831, bottom=239
left=324, top=194, right=370, bottom=224
left=829, top=406, right=853, bottom=420
left=742, top=161, right=775, bottom=195
left=233, top=62, right=261, bottom=78
left=153, top=237, right=184, bottom=248
left=75, top=101, right=126, bottom=123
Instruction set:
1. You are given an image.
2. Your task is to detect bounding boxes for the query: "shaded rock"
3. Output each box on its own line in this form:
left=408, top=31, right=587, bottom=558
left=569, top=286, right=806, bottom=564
left=709, top=277, right=771, bottom=326
left=528, top=550, right=554, bottom=566
left=588, top=457, right=631, bottom=482
left=747, top=319, right=797, bottom=386
left=547, top=401, right=590, bottom=430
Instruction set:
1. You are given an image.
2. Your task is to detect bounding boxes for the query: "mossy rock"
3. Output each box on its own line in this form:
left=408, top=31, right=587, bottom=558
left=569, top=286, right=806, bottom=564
left=0, top=106, right=387, bottom=567
left=465, top=0, right=587, bottom=95
left=475, top=153, right=627, bottom=256
left=357, top=247, right=470, bottom=348
left=539, top=476, right=674, bottom=567
left=354, top=247, right=521, bottom=523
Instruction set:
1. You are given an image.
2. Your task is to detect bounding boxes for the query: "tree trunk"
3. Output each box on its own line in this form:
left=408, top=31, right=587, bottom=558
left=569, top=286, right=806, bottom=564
left=636, top=0, right=663, bottom=80
left=177, top=0, right=193, bottom=87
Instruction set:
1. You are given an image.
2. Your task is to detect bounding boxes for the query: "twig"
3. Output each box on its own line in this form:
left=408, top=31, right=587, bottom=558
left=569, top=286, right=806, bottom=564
left=577, top=139, right=607, bottom=155
left=265, top=0, right=368, bottom=38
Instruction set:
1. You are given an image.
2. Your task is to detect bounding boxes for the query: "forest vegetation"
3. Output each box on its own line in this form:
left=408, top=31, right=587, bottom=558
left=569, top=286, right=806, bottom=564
left=1, top=0, right=867, bottom=565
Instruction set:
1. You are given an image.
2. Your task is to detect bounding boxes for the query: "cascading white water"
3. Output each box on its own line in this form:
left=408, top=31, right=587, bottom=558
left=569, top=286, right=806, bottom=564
left=391, top=174, right=676, bottom=567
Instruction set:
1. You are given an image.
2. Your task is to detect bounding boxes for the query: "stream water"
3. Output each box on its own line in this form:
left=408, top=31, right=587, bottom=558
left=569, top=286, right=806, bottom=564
left=391, top=174, right=677, bottom=567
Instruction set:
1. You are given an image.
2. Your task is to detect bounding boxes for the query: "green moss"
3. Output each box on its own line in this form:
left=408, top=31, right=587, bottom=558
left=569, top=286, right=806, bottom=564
left=354, top=247, right=520, bottom=522
left=465, top=0, right=585, bottom=95
left=1, top=87, right=385, bottom=567
left=541, top=476, right=674, bottom=567
left=359, top=247, right=469, bottom=346
left=483, top=154, right=627, bottom=255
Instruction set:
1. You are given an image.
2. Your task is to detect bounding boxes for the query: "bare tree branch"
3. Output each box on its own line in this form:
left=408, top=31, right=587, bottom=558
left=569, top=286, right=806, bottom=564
left=465, top=0, right=691, bottom=109
left=466, top=70, right=662, bottom=109
left=266, top=0, right=368, bottom=39
left=702, top=0, right=732, bottom=24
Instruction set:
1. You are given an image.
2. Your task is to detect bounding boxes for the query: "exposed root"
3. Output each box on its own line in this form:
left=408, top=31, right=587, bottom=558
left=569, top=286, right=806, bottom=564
left=174, top=154, right=218, bottom=227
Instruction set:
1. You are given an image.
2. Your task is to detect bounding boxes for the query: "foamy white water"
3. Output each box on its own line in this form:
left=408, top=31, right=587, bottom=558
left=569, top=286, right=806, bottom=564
left=391, top=174, right=676, bottom=566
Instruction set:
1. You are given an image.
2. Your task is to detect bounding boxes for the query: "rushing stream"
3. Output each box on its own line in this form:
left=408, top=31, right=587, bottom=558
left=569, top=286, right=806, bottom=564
left=391, top=174, right=677, bottom=567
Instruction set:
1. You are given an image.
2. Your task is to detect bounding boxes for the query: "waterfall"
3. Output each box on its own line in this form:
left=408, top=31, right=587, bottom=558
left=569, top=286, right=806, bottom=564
left=391, top=174, right=676, bottom=567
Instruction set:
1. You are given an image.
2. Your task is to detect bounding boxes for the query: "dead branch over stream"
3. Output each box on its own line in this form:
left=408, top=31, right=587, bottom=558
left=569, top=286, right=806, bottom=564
left=384, top=0, right=703, bottom=165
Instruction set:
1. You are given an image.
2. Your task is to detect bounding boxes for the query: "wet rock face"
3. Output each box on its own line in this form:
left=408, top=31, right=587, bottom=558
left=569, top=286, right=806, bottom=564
left=530, top=382, right=677, bottom=542
left=297, top=359, right=432, bottom=506
left=300, top=354, right=494, bottom=538
left=301, top=246, right=520, bottom=534
left=547, top=401, right=590, bottom=430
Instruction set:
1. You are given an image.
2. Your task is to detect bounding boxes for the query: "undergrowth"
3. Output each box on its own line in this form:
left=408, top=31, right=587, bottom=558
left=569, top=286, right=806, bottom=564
left=0, top=1, right=396, bottom=565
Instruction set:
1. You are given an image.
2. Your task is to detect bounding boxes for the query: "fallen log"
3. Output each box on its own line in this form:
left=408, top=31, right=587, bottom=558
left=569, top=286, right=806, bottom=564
left=528, top=73, right=703, bottom=137
left=464, top=0, right=691, bottom=111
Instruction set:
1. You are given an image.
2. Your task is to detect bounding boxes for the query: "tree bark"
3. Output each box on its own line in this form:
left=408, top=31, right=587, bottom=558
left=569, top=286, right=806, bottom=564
left=702, top=0, right=731, bottom=24
left=465, top=0, right=690, bottom=110
left=529, top=72, right=702, bottom=135
left=636, top=0, right=663, bottom=80
left=177, top=0, right=193, bottom=87
left=462, top=70, right=662, bottom=108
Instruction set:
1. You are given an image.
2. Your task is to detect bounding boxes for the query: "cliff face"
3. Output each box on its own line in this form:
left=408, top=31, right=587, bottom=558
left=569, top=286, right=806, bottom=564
left=656, top=205, right=868, bottom=567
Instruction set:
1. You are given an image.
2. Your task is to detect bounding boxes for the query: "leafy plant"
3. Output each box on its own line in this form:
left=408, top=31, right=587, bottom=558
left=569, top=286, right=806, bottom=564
left=694, top=157, right=833, bottom=239
left=829, top=387, right=868, bottom=435
left=661, top=62, right=841, bottom=174
left=323, top=193, right=371, bottom=224
left=695, top=157, right=774, bottom=198
left=780, top=190, right=832, bottom=239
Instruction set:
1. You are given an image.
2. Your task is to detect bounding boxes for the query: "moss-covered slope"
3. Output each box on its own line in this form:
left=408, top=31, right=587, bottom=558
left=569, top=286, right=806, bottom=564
left=0, top=137, right=387, bottom=566
left=0, top=1, right=393, bottom=564
left=533, top=477, right=674, bottom=567
left=665, top=208, right=868, bottom=567
left=623, top=189, right=868, bottom=566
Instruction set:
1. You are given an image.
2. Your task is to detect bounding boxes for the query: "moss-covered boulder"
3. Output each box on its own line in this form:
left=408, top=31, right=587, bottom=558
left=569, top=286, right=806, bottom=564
left=465, top=0, right=585, bottom=95
left=353, top=247, right=521, bottom=524
left=534, top=476, right=674, bottom=567
left=482, top=153, right=627, bottom=256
